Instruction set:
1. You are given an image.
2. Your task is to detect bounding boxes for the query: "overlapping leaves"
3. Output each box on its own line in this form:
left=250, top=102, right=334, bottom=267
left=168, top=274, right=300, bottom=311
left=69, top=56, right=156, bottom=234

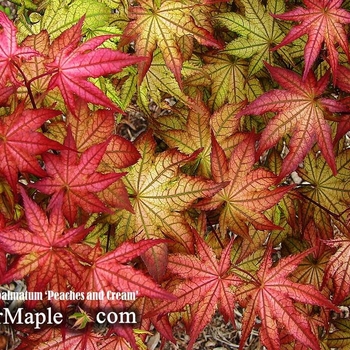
left=236, top=246, right=339, bottom=350
left=147, top=229, right=240, bottom=349
left=238, top=64, right=347, bottom=179
left=197, top=133, right=291, bottom=240
left=114, top=131, right=224, bottom=280
left=119, top=0, right=222, bottom=85
left=0, top=189, right=89, bottom=299
left=272, top=0, right=350, bottom=82
left=216, top=0, right=291, bottom=76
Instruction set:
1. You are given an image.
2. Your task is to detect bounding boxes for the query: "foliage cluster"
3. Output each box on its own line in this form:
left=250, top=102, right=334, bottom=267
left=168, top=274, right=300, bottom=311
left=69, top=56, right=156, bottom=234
left=0, top=0, right=350, bottom=349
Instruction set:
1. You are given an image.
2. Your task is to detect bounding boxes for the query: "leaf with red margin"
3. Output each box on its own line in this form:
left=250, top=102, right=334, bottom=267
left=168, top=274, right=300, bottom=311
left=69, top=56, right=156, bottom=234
left=119, top=0, right=222, bottom=86
left=45, top=17, right=145, bottom=114
left=236, top=246, right=339, bottom=350
left=197, top=133, right=291, bottom=240
left=76, top=239, right=175, bottom=312
left=0, top=188, right=89, bottom=301
left=0, top=104, right=62, bottom=190
left=237, top=64, right=347, bottom=179
left=272, top=0, right=350, bottom=83
left=146, top=230, right=240, bottom=349
left=114, top=131, right=225, bottom=281
left=32, top=129, right=125, bottom=225
left=0, top=11, right=38, bottom=85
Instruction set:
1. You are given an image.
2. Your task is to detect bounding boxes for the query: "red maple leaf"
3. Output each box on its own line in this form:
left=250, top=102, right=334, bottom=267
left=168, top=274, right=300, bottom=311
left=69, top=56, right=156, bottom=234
left=0, top=86, right=15, bottom=105
left=324, top=235, right=350, bottom=305
left=32, top=129, right=125, bottom=225
left=76, top=239, right=175, bottom=312
left=45, top=17, right=145, bottom=113
left=197, top=133, right=291, bottom=239
left=237, top=64, right=347, bottom=179
left=146, top=230, right=240, bottom=349
left=272, top=0, right=350, bottom=83
left=0, top=104, right=62, bottom=190
left=0, top=11, right=38, bottom=85
left=236, top=246, right=339, bottom=350
left=0, top=188, right=89, bottom=300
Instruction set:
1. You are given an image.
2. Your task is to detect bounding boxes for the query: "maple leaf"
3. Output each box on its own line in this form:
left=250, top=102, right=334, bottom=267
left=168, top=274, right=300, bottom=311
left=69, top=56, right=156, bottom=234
left=0, top=188, right=89, bottom=299
left=0, top=104, right=63, bottom=190
left=197, top=133, right=291, bottom=240
left=113, top=131, right=224, bottom=280
left=237, top=64, right=347, bottom=179
left=146, top=230, right=240, bottom=349
left=297, top=149, right=350, bottom=231
left=119, top=0, right=222, bottom=86
left=184, top=52, right=262, bottom=111
left=272, top=0, right=350, bottom=83
left=76, top=239, right=175, bottom=312
left=156, top=98, right=212, bottom=177
left=32, top=129, right=125, bottom=225
left=0, top=11, right=38, bottom=86
left=324, top=234, right=350, bottom=304
left=45, top=17, right=145, bottom=114
left=69, top=306, right=94, bottom=329
left=139, top=49, right=194, bottom=109
left=157, top=98, right=247, bottom=177
left=216, top=0, right=293, bottom=76
left=283, top=221, right=334, bottom=290
left=0, top=86, right=15, bottom=105
left=236, top=245, right=339, bottom=350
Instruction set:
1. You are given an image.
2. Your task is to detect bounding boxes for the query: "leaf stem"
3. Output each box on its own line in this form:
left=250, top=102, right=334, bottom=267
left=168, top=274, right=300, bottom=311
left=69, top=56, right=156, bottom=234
left=11, top=60, right=37, bottom=109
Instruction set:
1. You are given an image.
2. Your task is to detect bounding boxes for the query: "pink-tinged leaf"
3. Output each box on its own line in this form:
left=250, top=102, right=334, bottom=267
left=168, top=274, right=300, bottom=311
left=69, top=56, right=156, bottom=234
left=324, top=236, right=350, bottom=304
left=0, top=188, right=89, bottom=300
left=77, top=240, right=175, bottom=311
left=197, top=133, right=291, bottom=240
left=336, top=64, right=350, bottom=93
left=272, top=0, right=350, bottom=83
left=334, top=114, right=350, bottom=144
left=237, top=64, right=347, bottom=179
left=0, top=85, right=15, bottom=105
left=45, top=17, right=145, bottom=113
left=236, top=246, right=339, bottom=350
left=31, top=129, right=125, bottom=225
left=0, top=11, right=39, bottom=85
left=146, top=230, right=240, bottom=349
left=0, top=104, right=63, bottom=190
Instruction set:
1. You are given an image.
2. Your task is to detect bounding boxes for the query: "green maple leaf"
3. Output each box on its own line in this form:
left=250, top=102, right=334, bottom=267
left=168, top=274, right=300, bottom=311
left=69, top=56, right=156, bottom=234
left=185, top=52, right=262, bottom=111
left=139, top=49, right=194, bottom=110
left=119, top=0, right=222, bottom=86
left=297, top=149, right=350, bottom=233
left=216, top=0, right=292, bottom=76
left=16, top=0, right=111, bottom=40
left=113, top=131, right=224, bottom=280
